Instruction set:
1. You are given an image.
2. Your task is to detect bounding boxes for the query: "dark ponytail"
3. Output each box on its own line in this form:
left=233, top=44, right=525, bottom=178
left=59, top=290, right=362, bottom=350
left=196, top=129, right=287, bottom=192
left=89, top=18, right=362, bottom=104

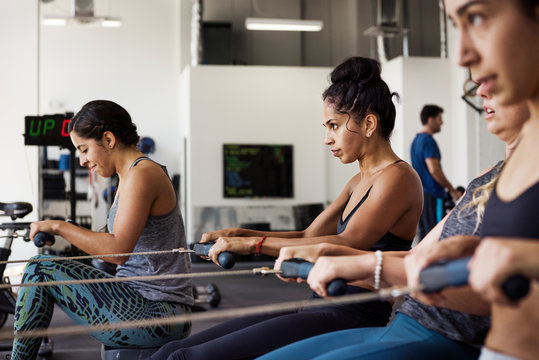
left=323, top=57, right=399, bottom=140
left=517, top=0, right=539, bottom=18
left=69, top=100, right=140, bottom=146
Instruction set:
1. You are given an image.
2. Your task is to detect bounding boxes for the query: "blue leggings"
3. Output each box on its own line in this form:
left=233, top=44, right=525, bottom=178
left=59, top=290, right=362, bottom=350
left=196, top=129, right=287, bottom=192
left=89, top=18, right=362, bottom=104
left=150, top=286, right=392, bottom=360
left=257, top=313, right=480, bottom=360
left=12, top=255, right=191, bottom=360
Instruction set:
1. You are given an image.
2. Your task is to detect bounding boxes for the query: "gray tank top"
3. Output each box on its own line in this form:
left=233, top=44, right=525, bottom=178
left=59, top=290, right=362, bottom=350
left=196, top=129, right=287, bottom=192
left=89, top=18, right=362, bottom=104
left=108, top=157, right=194, bottom=305
left=398, top=162, right=503, bottom=347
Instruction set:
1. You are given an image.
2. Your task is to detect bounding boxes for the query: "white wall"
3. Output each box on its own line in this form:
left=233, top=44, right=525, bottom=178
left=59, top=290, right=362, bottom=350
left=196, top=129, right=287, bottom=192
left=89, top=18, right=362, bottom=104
left=0, top=0, right=40, bottom=261
left=181, top=58, right=483, bottom=242
left=400, top=57, right=465, bottom=185
left=1, top=0, right=182, bottom=260
left=40, top=0, right=181, bottom=173
left=38, top=0, right=181, bottom=226
left=183, top=65, right=332, bottom=241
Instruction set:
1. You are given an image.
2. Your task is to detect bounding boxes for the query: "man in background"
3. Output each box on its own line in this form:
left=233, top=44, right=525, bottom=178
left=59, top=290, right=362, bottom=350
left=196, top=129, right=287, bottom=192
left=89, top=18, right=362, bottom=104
left=411, top=104, right=460, bottom=240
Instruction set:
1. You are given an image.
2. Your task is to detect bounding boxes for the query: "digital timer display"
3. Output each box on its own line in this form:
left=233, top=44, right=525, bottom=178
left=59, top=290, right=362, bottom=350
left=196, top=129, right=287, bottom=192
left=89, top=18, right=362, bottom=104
left=24, top=115, right=73, bottom=148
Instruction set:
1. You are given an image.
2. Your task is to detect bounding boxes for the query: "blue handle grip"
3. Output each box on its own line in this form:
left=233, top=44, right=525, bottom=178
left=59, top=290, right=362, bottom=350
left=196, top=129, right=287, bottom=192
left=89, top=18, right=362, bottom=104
left=280, top=258, right=347, bottom=296
left=419, top=257, right=530, bottom=302
left=34, top=232, right=55, bottom=248
left=193, top=242, right=235, bottom=269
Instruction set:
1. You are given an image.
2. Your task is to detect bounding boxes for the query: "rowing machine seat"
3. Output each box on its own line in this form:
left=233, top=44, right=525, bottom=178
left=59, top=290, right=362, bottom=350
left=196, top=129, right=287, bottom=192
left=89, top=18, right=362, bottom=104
left=101, top=345, right=160, bottom=360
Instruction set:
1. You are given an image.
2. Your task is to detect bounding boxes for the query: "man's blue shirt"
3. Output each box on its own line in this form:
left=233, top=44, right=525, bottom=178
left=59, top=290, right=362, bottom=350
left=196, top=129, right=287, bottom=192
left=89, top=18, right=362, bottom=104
left=411, top=133, right=445, bottom=198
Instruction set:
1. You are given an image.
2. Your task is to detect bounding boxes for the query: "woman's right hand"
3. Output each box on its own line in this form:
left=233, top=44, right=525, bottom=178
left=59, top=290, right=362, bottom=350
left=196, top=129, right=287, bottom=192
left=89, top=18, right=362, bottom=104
left=469, top=238, right=536, bottom=305
left=274, top=244, right=328, bottom=283
left=200, top=228, right=240, bottom=243
left=206, top=236, right=256, bottom=266
left=29, top=220, right=62, bottom=241
left=405, top=235, right=480, bottom=306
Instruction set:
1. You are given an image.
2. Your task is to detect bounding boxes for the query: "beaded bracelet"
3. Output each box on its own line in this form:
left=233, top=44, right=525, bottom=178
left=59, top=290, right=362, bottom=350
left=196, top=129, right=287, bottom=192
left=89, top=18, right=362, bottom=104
left=374, top=250, right=383, bottom=290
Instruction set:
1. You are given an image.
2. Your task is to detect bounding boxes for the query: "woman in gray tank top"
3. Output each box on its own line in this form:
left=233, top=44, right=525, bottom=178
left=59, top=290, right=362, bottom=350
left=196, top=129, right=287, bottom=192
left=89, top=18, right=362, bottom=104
left=13, top=100, right=193, bottom=360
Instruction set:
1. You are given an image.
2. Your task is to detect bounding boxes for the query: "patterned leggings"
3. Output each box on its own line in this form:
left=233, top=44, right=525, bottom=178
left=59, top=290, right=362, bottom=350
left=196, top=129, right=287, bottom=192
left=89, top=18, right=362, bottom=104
left=12, top=255, right=191, bottom=360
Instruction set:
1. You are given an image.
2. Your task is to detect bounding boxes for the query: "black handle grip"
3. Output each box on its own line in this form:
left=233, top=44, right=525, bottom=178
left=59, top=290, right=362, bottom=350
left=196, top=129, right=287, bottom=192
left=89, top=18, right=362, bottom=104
left=419, top=257, right=530, bottom=302
left=280, top=258, right=347, bottom=296
left=34, top=232, right=55, bottom=248
left=193, top=242, right=235, bottom=269
left=501, top=274, right=530, bottom=301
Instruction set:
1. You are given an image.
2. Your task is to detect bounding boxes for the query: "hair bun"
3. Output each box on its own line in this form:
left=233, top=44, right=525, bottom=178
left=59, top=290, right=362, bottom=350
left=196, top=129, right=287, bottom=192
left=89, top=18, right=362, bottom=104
left=330, top=57, right=381, bottom=85
left=322, top=56, right=397, bottom=141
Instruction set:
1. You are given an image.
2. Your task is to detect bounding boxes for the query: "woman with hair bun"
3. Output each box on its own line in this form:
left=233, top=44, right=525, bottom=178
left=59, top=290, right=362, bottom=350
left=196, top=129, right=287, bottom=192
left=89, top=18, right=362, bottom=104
left=150, top=57, right=423, bottom=360
left=13, top=100, right=193, bottom=360
left=258, top=78, right=529, bottom=360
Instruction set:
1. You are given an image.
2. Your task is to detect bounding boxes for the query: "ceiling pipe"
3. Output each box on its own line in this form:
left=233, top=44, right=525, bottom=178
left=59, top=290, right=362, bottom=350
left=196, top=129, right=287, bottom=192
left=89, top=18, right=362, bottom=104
left=439, top=0, right=448, bottom=58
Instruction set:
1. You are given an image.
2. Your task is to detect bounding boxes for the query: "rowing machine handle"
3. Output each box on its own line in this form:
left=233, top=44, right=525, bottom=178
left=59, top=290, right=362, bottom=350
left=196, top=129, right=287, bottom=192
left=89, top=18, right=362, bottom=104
left=419, top=257, right=530, bottom=302
left=280, top=258, right=347, bottom=297
left=34, top=232, right=55, bottom=248
left=193, top=242, right=235, bottom=269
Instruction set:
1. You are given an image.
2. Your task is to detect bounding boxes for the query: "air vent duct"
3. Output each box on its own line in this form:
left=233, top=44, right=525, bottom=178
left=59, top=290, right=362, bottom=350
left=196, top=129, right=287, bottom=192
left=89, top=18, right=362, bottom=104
left=42, top=0, right=122, bottom=27
left=363, top=0, right=407, bottom=38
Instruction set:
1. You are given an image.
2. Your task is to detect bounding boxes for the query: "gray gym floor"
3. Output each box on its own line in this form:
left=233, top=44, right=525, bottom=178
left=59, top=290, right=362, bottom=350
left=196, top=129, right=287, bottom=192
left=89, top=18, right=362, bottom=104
left=0, top=261, right=312, bottom=359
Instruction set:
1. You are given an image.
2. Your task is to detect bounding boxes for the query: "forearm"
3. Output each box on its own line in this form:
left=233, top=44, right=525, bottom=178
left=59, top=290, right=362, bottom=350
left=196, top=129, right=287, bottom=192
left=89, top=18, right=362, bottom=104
left=261, top=235, right=349, bottom=257
left=319, top=243, right=408, bottom=257
left=51, top=222, right=129, bottom=262
left=430, top=168, right=455, bottom=192
left=318, top=243, right=369, bottom=256
left=208, top=227, right=304, bottom=240
left=349, top=253, right=408, bottom=288
left=513, top=241, right=539, bottom=279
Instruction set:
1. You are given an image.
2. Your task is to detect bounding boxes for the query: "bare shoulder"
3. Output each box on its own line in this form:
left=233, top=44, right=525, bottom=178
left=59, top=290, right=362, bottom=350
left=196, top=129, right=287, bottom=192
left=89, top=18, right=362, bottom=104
left=381, top=161, right=422, bottom=187
left=369, top=161, right=422, bottom=200
left=123, top=160, right=171, bottom=192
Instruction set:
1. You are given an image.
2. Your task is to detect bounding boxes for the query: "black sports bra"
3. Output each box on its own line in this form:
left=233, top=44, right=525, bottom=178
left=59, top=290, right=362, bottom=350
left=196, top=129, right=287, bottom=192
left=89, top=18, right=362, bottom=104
left=337, top=160, right=410, bottom=252
left=338, top=186, right=372, bottom=233
left=481, top=179, right=539, bottom=239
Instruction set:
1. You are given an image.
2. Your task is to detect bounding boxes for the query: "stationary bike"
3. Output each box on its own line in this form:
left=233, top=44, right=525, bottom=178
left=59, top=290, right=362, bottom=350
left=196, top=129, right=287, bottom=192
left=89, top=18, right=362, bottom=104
left=0, top=202, right=33, bottom=353
left=0, top=202, right=33, bottom=329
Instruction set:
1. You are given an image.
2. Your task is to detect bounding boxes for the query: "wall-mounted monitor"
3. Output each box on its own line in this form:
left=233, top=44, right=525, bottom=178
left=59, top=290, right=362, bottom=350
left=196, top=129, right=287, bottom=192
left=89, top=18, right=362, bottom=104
left=223, top=144, right=293, bottom=198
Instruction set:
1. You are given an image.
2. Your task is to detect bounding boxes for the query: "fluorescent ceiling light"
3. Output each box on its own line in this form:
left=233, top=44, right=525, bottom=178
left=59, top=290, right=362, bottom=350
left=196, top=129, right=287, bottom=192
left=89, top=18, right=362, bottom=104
left=245, top=18, right=323, bottom=32
left=42, top=17, right=68, bottom=26
left=42, top=15, right=122, bottom=27
left=101, top=18, right=122, bottom=27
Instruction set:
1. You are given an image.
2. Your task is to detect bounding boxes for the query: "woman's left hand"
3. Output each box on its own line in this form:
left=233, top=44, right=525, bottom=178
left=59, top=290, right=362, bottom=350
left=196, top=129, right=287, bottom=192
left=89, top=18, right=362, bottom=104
left=29, top=220, right=62, bottom=241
